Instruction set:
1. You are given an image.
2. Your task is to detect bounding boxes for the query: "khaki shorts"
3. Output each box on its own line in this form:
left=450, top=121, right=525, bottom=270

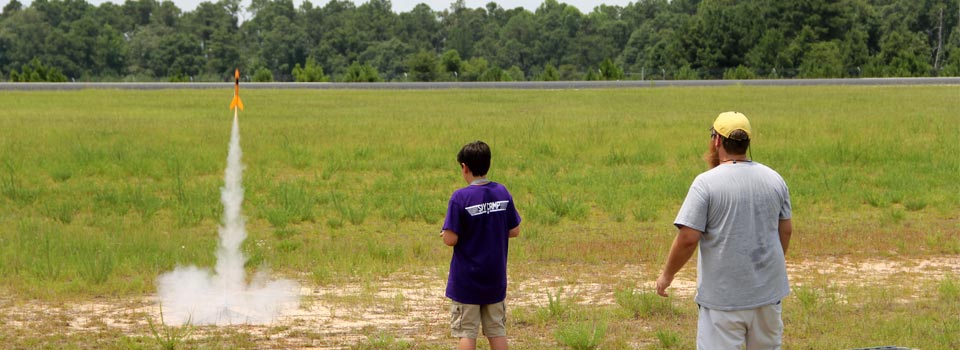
left=697, top=302, right=783, bottom=350
left=450, top=300, right=507, bottom=338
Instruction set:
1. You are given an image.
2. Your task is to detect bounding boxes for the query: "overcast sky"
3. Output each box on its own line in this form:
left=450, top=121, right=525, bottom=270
left=2, top=0, right=633, bottom=14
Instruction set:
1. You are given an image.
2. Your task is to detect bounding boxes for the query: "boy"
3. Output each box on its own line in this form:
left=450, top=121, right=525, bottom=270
left=441, top=141, right=521, bottom=350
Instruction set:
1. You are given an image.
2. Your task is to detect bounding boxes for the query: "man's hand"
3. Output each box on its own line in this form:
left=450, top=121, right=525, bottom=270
left=655, top=273, right=674, bottom=297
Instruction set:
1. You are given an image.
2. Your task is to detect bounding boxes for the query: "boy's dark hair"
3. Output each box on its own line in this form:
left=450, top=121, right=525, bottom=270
left=457, top=141, right=491, bottom=176
left=721, top=129, right=750, bottom=155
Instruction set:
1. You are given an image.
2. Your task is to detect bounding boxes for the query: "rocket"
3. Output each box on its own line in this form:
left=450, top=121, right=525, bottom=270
left=229, top=68, right=244, bottom=112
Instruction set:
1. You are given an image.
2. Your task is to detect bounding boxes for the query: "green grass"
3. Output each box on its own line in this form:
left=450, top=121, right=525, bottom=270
left=0, top=86, right=956, bottom=348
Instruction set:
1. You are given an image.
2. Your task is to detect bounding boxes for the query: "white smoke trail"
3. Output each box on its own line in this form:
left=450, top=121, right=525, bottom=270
left=157, top=111, right=300, bottom=325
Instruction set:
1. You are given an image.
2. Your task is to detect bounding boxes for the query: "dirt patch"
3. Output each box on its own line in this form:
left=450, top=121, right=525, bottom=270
left=2, top=256, right=957, bottom=349
left=789, top=255, right=960, bottom=287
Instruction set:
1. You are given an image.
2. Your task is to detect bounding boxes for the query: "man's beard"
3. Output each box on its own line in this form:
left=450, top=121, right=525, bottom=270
left=703, top=143, right=720, bottom=169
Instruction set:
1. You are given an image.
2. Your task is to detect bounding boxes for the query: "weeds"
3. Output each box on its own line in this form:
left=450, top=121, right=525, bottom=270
left=539, top=191, right=588, bottom=220
left=615, top=288, right=678, bottom=318
left=939, top=276, right=959, bottom=301
left=555, top=319, right=606, bottom=350
left=538, top=288, right=571, bottom=321
left=352, top=330, right=412, bottom=350
left=332, top=191, right=368, bottom=225
left=654, top=330, right=681, bottom=349
left=147, top=307, right=193, bottom=350
left=79, top=250, right=115, bottom=285
left=41, top=201, right=79, bottom=224
left=1, top=160, right=39, bottom=204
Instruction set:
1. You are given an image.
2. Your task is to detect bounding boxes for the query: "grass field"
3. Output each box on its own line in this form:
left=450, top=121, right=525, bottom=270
left=0, top=85, right=957, bottom=349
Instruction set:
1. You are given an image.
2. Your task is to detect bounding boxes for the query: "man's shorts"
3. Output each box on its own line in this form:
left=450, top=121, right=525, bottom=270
left=697, top=302, right=783, bottom=350
left=449, top=300, right=507, bottom=338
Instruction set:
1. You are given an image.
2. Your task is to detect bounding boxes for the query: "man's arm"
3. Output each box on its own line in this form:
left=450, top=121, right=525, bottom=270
left=655, top=226, right=702, bottom=297
left=442, top=229, right=458, bottom=246
left=779, top=219, right=792, bottom=257
left=508, top=226, right=520, bottom=238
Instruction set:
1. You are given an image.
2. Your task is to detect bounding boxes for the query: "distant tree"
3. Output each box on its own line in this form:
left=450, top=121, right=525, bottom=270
left=722, top=65, right=757, bottom=80
left=359, top=38, right=414, bottom=81
left=292, top=57, right=329, bottom=82
left=10, top=58, right=67, bottom=82
left=799, top=41, right=845, bottom=78
left=157, top=31, right=203, bottom=78
left=942, top=46, right=960, bottom=76
left=342, top=61, right=381, bottom=82
left=558, top=64, right=579, bottom=81
left=460, top=56, right=489, bottom=81
left=93, top=24, right=127, bottom=77
left=253, top=67, right=273, bottom=82
left=406, top=50, right=438, bottom=81
left=355, top=0, right=396, bottom=42
left=0, top=0, right=952, bottom=81
left=872, top=27, right=932, bottom=77
left=498, top=11, right=539, bottom=74
left=1, top=0, right=22, bottom=15
left=182, top=0, right=241, bottom=78
left=169, top=70, right=189, bottom=82
left=478, top=65, right=507, bottom=81
left=396, top=3, right=441, bottom=51
left=506, top=65, right=525, bottom=81
left=539, top=63, right=559, bottom=81
left=745, top=29, right=791, bottom=76
left=584, top=68, right=599, bottom=81
left=675, top=64, right=699, bottom=80
left=598, top=57, right=623, bottom=80
left=440, top=49, right=462, bottom=77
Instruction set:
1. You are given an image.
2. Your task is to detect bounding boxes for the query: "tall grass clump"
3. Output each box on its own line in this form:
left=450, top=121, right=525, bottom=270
left=40, top=200, right=80, bottom=224
left=147, top=308, right=193, bottom=350
left=615, top=288, right=678, bottom=318
left=655, top=330, right=682, bottom=349
left=331, top=190, right=369, bottom=225
left=536, top=288, right=572, bottom=322
left=351, top=331, right=412, bottom=350
left=262, top=181, right=316, bottom=228
left=939, top=276, right=960, bottom=302
left=1, top=160, right=40, bottom=205
left=555, top=319, right=607, bottom=350
left=538, top=190, right=589, bottom=221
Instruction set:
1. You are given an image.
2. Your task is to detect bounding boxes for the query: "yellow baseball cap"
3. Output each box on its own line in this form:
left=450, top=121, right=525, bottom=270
left=712, top=111, right=752, bottom=140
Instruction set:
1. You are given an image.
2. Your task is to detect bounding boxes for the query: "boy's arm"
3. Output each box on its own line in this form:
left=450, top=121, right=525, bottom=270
left=442, top=229, right=459, bottom=246
left=508, top=226, right=520, bottom=238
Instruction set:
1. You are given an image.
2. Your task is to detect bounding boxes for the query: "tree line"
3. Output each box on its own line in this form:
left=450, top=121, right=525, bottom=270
left=0, top=0, right=957, bottom=82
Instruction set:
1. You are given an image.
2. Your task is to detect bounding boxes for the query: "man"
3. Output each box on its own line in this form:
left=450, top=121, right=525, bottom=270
left=655, top=112, right=793, bottom=349
left=441, top=141, right=521, bottom=350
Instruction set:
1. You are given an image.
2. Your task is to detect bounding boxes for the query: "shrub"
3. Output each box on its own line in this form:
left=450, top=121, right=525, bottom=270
left=722, top=65, right=757, bottom=80
left=253, top=67, right=274, bottom=82
left=342, top=61, right=381, bottom=82
left=292, top=57, right=329, bottom=82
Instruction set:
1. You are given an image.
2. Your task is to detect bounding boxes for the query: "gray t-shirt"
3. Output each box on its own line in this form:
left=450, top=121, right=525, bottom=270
left=674, top=161, right=792, bottom=311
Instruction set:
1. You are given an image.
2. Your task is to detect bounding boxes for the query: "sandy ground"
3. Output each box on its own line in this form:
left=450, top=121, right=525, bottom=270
left=2, top=256, right=958, bottom=349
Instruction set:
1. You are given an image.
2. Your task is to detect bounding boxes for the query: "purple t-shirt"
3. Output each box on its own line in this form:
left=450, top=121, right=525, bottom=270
left=443, top=182, right=521, bottom=305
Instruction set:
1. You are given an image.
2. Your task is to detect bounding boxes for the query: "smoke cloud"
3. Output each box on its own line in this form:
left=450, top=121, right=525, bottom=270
left=157, top=112, right=299, bottom=325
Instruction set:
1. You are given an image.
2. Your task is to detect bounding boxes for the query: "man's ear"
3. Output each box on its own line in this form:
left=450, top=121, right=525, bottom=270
left=461, top=163, right=472, bottom=176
